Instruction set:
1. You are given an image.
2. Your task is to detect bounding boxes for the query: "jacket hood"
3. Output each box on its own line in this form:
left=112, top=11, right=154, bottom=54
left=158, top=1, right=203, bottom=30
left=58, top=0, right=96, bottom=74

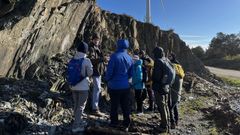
left=134, top=59, right=143, bottom=66
left=117, top=39, right=129, bottom=51
left=74, top=52, right=86, bottom=59
left=153, top=46, right=165, bottom=59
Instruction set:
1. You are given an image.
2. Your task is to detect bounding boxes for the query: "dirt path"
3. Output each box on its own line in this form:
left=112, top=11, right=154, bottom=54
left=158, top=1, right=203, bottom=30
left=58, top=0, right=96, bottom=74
left=206, top=66, right=240, bottom=79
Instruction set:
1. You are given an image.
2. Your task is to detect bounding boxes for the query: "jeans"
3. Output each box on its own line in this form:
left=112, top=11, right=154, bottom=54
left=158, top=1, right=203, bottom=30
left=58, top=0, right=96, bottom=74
left=92, top=76, right=101, bottom=110
left=109, top=88, right=131, bottom=127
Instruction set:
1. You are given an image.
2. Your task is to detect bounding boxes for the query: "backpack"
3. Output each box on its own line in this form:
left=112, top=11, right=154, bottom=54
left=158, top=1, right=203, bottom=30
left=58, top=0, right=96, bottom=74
left=161, top=58, right=176, bottom=85
left=142, top=66, right=148, bottom=83
left=173, top=64, right=185, bottom=79
left=66, top=58, right=85, bottom=86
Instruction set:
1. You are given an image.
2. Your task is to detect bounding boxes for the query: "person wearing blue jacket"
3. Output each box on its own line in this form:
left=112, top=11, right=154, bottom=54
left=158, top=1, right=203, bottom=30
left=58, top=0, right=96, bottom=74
left=132, top=55, right=145, bottom=114
left=105, top=39, right=133, bottom=131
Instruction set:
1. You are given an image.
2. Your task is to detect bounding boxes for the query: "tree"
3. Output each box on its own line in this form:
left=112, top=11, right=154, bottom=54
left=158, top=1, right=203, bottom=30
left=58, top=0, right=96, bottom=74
left=191, top=46, right=205, bottom=60
left=205, top=32, right=240, bottom=59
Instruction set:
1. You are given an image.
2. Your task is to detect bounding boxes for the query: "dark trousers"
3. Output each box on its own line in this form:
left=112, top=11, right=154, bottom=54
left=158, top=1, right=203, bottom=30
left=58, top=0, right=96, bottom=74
left=146, top=85, right=154, bottom=109
left=134, top=89, right=143, bottom=112
left=109, top=88, right=131, bottom=127
left=169, top=100, right=179, bottom=124
left=155, top=90, right=169, bottom=128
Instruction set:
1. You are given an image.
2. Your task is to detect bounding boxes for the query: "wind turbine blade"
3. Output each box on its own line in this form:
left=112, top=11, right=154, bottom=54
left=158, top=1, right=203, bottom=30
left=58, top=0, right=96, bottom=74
left=160, top=0, right=165, bottom=11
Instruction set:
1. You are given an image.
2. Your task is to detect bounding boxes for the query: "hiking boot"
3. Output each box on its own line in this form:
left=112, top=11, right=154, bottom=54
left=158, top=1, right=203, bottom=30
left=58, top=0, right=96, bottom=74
left=175, top=121, right=178, bottom=126
left=171, top=123, right=176, bottom=129
left=91, top=110, right=104, bottom=117
left=159, top=124, right=168, bottom=133
left=159, top=127, right=168, bottom=133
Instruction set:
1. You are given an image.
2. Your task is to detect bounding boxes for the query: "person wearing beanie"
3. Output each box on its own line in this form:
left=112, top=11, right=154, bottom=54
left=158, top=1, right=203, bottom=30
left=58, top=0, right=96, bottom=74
left=152, top=46, right=169, bottom=133
left=88, top=33, right=105, bottom=116
left=168, top=53, right=184, bottom=129
left=105, top=39, right=133, bottom=131
left=71, top=41, right=93, bottom=132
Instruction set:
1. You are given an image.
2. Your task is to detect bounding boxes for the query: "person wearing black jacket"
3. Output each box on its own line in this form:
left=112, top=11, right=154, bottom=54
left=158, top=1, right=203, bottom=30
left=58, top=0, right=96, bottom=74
left=152, top=46, right=169, bottom=133
left=88, top=33, right=105, bottom=116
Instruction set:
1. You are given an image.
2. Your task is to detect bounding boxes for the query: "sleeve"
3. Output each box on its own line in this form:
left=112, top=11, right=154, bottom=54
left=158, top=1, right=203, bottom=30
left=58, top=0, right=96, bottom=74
left=152, top=60, right=163, bottom=83
left=127, top=59, right=134, bottom=78
left=86, top=59, right=93, bottom=77
left=135, top=65, right=143, bottom=82
left=105, top=55, right=115, bottom=82
left=88, top=47, right=104, bottom=66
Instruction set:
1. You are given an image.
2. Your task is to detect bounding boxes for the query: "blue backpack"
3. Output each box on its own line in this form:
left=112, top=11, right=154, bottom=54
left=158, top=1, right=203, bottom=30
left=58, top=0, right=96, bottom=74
left=66, top=58, right=85, bottom=86
left=161, top=58, right=176, bottom=85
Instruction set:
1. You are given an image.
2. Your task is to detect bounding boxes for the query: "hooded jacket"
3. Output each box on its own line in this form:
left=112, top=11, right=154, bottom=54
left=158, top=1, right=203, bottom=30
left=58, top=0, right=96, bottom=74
left=152, top=47, right=167, bottom=94
left=132, top=59, right=145, bottom=90
left=105, top=40, right=133, bottom=90
left=71, top=52, right=93, bottom=91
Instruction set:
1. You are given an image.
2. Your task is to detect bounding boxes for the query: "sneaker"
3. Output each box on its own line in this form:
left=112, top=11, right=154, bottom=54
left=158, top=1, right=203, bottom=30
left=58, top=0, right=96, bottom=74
left=92, top=110, right=104, bottom=117
left=82, top=112, right=87, bottom=117
left=136, top=112, right=144, bottom=116
left=72, top=124, right=85, bottom=133
left=81, top=120, right=88, bottom=126
left=120, top=125, right=129, bottom=132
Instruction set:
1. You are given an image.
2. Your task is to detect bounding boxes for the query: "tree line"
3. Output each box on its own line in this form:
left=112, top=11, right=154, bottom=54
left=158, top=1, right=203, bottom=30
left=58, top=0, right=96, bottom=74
left=191, top=32, right=240, bottom=60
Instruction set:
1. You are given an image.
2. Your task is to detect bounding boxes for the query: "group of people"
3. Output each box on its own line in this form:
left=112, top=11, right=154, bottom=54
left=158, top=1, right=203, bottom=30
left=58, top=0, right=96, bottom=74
left=68, top=33, right=185, bottom=133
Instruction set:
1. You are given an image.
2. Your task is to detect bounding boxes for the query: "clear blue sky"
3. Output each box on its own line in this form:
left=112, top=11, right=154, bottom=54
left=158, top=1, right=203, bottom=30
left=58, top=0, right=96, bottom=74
left=97, top=0, right=240, bottom=49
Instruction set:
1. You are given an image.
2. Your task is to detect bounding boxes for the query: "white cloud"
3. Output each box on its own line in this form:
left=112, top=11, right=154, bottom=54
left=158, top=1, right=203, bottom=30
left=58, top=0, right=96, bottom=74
left=180, top=35, right=206, bottom=38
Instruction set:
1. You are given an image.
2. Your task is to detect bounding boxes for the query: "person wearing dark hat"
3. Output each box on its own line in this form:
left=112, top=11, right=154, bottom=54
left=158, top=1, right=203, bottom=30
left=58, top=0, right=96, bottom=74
left=105, top=39, right=133, bottom=131
left=88, top=33, right=105, bottom=116
left=168, top=53, right=184, bottom=129
left=152, top=46, right=169, bottom=133
left=71, top=41, right=93, bottom=132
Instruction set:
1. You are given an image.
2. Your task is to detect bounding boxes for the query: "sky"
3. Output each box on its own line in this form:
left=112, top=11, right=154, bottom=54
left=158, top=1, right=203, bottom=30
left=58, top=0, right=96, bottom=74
left=97, top=0, right=240, bottom=49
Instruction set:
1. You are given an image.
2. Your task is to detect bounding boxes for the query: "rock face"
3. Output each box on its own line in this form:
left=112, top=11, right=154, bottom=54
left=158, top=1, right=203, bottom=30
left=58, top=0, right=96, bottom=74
left=0, top=0, right=95, bottom=78
left=0, top=0, right=209, bottom=82
left=81, top=7, right=209, bottom=77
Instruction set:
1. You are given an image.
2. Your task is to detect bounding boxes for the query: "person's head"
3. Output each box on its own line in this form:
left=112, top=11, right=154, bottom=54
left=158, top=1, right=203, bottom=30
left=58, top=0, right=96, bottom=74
left=92, top=33, right=100, bottom=46
left=168, top=53, right=176, bottom=61
left=132, top=55, right=139, bottom=63
left=139, top=50, right=146, bottom=58
left=153, top=46, right=165, bottom=59
left=133, top=49, right=140, bottom=55
left=77, top=41, right=88, bottom=54
left=117, top=39, right=129, bottom=51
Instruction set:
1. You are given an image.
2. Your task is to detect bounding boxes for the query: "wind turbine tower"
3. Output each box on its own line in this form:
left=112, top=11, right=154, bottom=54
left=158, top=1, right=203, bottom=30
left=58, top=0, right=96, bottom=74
left=146, top=0, right=151, bottom=23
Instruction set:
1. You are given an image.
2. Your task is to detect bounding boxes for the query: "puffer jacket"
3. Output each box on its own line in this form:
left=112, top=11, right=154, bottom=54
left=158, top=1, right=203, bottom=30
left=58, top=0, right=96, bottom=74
left=132, top=59, right=145, bottom=90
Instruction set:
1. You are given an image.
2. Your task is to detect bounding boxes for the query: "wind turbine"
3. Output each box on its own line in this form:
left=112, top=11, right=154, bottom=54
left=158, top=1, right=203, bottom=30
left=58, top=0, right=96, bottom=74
left=146, top=0, right=151, bottom=23
left=146, top=0, right=164, bottom=23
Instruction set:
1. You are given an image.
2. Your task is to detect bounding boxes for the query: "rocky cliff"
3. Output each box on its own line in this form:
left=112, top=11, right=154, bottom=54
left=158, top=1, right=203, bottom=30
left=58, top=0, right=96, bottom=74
left=0, top=0, right=209, bottom=84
